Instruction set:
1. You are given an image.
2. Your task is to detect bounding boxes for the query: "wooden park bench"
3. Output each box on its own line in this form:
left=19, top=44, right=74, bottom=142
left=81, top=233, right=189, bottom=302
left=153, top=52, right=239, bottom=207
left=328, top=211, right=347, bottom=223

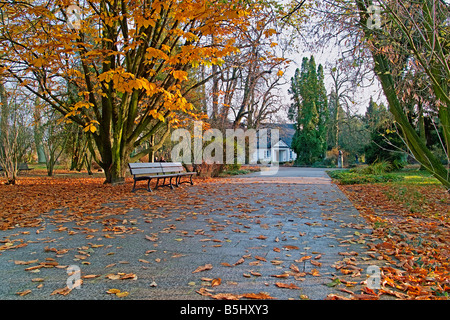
left=0, top=163, right=32, bottom=171
left=128, top=162, right=197, bottom=192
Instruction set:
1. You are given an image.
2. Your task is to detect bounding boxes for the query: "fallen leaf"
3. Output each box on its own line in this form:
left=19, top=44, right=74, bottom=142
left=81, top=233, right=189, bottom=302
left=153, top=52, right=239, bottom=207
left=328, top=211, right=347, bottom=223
left=16, top=289, right=32, bottom=296
left=326, top=278, right=342, bottom=287
left=192, top=264, right=213, bottom=273
left=196, top=287, right=213, bottom=297
left=106, top=274, right=121, bottom=280
left=271, top=273, right=289, bottom=278
left=106, top=288, right=121, bottom=294
left=211, top=278, right=222, bottom=287
left=51, top=286, right=72, bottom=296
left=120, top=273, right=137, bottom=280
left=295, top=255, right=312, bottom=263
left=275, top=282, right=300, bottom=289
left=241, top=292, right=275, bottom=299
left=145, top=235, right=158, bottom=242
left=310, top=268, right=321, bottom=277
left=211, top=293, right=240, bottom=300
left=14, top=259, right=38, bottom=265
left=310, top=260, right=322, bottom=267
left=289, top=264, right=300, bottom=273
left=283, top=245, right=299, bottom=250
left=116, top=291, right=129, bottom=298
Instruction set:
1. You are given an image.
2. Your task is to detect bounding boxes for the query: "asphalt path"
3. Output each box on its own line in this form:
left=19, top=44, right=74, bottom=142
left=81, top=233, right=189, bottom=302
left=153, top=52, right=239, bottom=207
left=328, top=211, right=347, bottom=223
left=0, top=167, right=377, bottom=300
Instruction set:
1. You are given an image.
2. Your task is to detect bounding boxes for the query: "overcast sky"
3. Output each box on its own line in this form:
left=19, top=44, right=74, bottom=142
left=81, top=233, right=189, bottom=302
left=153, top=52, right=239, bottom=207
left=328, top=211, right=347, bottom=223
left=276, top=0, right=387, bottom=117
left=281, top=46, right=386, bottom=116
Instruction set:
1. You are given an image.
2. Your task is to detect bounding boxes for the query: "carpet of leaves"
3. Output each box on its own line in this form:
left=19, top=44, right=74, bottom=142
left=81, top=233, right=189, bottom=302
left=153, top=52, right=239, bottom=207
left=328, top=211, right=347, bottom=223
left=339, top=183, right=450, bottom=300
left=0, top=171, right=137, bottom=232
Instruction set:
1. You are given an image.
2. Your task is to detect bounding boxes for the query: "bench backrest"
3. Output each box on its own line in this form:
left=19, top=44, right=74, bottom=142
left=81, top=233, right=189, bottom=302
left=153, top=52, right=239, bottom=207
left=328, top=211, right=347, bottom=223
left=160, top=162, right=185, bottom=174
left=0, top=163, right=30, bottom=171
left=128, top=162, right=163, bottom=176
left=128, top=162, right=186, bottom=176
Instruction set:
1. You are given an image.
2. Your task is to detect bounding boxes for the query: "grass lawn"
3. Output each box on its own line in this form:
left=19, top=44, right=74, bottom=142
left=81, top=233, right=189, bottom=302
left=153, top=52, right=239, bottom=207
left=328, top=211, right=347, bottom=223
left=327, top=166, right=441, bottom=185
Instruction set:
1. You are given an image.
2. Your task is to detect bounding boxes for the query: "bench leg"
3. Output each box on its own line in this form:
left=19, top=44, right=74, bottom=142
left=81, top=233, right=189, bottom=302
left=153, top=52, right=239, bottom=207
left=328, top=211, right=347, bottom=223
left=190, top=174, right=194, bottom=185
left=147, top=178, right=153, bottom=192
left=132, top=178, right=152, bottom=192
left=169, top=176, right=175, bottom=189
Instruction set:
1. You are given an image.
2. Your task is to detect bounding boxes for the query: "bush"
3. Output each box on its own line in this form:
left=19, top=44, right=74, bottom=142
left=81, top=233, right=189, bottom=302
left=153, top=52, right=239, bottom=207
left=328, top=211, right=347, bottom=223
left=327, top=169, right=403, bottom=185
left=189, top=162, right=225, bottom=178
left=392, top=158, right=406, bottom=170
left=350, top=160, right=392, bottom=175
left=311, top=157, right=336, bottom=168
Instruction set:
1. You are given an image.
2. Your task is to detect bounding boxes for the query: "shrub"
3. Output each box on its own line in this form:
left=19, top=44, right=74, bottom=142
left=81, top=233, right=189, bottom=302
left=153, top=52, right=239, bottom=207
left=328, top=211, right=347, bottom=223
left=327, top=169, right=403, bottom=184
left=350, top=160, right=392, bottom=175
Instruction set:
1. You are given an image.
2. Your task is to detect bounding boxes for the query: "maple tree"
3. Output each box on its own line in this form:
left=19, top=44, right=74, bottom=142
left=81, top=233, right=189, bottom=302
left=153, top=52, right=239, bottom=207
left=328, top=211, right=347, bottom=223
left=0, top=0, right=257, bottom=184
left=205, top=2, right=290, bottom=131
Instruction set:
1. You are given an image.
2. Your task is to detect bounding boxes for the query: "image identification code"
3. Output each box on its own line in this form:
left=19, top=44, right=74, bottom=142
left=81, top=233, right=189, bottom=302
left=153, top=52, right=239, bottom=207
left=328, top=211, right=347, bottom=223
left=180, top=304, right=269, bottom=317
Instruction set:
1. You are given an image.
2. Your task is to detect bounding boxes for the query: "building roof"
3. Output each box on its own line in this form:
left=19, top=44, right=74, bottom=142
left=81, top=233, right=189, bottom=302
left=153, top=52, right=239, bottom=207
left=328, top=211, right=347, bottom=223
left=256, top=123, right=296, bottom=149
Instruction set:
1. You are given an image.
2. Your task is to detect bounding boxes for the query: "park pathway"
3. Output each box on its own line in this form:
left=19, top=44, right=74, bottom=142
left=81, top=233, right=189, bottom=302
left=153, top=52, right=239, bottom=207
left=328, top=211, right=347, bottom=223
left=0, top=167, right=377, bottom=300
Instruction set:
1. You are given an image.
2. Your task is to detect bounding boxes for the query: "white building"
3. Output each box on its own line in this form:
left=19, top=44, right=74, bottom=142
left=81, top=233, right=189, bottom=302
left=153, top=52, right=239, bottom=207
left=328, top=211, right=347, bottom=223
left=251, top=126, right=297, bottom=163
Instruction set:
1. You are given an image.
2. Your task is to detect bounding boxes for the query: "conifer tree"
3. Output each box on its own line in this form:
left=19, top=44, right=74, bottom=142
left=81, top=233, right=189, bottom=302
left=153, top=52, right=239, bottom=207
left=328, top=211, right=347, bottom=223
left=289, top=56, right=328, bottom=165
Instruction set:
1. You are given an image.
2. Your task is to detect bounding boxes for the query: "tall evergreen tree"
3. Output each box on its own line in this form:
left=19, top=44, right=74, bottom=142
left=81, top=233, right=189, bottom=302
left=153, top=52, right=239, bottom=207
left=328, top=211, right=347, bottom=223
left=289, top=56, right=328, bottom=165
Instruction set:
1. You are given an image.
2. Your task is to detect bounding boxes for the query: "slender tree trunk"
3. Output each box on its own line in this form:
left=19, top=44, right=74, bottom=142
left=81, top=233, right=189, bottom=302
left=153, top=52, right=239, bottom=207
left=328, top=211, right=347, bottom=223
left=356, top=0, right=450, bottom=190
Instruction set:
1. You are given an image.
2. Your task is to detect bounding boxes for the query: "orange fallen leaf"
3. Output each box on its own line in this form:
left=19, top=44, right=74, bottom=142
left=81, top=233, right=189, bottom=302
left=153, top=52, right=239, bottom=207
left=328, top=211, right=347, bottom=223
left=310, top=268, right=321, bottom=277
left=310, top=260, right=322, bottom=267
left=289, top=264, right=300, bottom=273
left=196, top=287, right=214, bottom=297
left=120, top=273, right=137, bottom=280
left=145, top=235, right=158, bottom=242
left=51, top=286, right=72, bottom=296
left=192, top=264, right=213, bottom=273
left=241, top=292, right=275, bottom=299
left=14, top=259, right=38, bottom=265
left=116, top=291, right=129, bottom=298
left=106, top=288, right=121, bottom=294
left=271, top=273, right=289, bottom=278
left=275, top=282, right=300, bottom=289
left=211, top=278, right=222, bottom=287
left=16, top=289, right=32, bottom=296
left=295, top=255, right=312, bottom=263
left=233, top=257, right=245, bottom=266
left=211, top=293, right=240, bottom=300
